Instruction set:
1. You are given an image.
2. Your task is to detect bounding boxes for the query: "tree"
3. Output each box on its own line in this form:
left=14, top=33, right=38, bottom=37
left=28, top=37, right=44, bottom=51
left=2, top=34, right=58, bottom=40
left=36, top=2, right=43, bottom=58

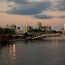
left=3, top=28, right=15, bottom=34
left=23, top=32, right=29, bottom=37
left=52, top=30, right=57, bottom=33
left=0, top=27, right=4, bottom=34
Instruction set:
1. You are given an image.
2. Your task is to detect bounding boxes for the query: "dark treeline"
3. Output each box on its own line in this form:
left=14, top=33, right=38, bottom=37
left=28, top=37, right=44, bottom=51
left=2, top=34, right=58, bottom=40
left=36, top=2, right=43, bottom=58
left=0, top=27, right=15, bottom=35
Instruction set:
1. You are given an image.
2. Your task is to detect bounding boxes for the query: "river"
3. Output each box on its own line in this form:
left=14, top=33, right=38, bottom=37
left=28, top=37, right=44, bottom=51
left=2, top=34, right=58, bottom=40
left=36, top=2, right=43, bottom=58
left=0, top=36, right=65, bottom=65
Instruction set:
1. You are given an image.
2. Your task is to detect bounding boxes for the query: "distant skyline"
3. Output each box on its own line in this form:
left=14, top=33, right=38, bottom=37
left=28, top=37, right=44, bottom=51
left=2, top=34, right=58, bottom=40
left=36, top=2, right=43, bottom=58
left=0, top=0, right=65, bottom=30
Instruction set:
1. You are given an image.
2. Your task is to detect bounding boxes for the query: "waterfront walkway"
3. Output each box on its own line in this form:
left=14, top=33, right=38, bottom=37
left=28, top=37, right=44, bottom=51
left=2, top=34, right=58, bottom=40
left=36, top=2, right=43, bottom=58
left=32, top=34, right=63, bottom=39
left=13, top=34, right=64, bottom=40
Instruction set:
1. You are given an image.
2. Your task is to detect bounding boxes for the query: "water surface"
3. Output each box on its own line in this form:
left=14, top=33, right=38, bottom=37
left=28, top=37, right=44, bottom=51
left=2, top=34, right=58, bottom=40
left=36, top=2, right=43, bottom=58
left=0, top=37, right=65, bottom=65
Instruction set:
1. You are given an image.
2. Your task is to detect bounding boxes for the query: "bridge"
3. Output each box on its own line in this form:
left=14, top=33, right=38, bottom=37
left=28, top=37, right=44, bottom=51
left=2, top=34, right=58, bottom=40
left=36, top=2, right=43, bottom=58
left=32, top=34, right=64, bottom=40
left=12, top=33, right=65, bottom=40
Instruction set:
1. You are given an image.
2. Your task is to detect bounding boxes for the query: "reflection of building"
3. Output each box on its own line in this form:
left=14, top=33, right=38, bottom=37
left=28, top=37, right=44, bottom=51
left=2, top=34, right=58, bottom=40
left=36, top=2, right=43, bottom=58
left=9, top=44, right=16, bottom=59
left=8, top=43, right=16, bottom=65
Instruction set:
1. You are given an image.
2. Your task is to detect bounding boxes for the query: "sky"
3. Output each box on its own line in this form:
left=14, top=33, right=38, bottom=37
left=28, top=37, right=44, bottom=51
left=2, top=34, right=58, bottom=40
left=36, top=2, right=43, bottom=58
left=0, top=0, right=65, bottom=30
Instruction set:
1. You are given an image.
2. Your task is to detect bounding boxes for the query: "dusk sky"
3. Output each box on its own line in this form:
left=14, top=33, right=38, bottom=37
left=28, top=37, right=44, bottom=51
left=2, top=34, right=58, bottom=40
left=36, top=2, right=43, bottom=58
left=0, top=0, right=65, bottom=30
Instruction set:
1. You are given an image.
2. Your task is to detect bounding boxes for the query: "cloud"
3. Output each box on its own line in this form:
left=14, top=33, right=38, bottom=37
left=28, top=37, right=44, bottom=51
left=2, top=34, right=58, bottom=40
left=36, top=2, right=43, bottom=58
left=52, top=0, right=65, bottom=11
left=58, top=16, right=65, bottom=18
left=7, top=2, right=51, bottom=15
left=57, top=0, right=65, bottom=11
left=0, top=0, right=65, bottom=19
left=0, top=1, right=13, bottom=11
left=0, top=0, right=27, bottom=4
left=34, top=14, right=54, bottom=19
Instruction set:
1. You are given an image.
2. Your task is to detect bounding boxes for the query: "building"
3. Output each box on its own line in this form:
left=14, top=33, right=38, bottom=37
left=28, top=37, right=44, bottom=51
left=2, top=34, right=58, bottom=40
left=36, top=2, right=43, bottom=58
left=64, top=24, right=65, bottom=31
left=6, top=24, right=23, bottom=34
left=22, top=27, right=27, bottom=33
left=42, top=26, right=52, bottom=34
left=61, top=24, right=65, bottom=34
left=37, top=22, right=52, bottom=33
left=37, top=22, right=42, bottom=29
left=6, top=24, right=16, bottom=29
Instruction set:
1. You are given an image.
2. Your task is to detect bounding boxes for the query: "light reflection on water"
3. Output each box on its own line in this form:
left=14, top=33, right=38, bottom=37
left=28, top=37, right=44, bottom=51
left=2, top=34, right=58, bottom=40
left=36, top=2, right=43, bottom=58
left=9, top=44, right=16, bottom=59
left=7, top=43, right=16, bottom=65
left=52, top=40, right=58, bottom=48
left=0, top=42, right=16, bottom=65
left=0, top=37, right=65, bottom=65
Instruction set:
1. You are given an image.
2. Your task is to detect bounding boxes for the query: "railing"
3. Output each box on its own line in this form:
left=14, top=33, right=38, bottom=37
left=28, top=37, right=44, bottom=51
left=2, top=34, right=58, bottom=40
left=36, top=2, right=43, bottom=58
left=32, top=34, right=63, bottom=40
